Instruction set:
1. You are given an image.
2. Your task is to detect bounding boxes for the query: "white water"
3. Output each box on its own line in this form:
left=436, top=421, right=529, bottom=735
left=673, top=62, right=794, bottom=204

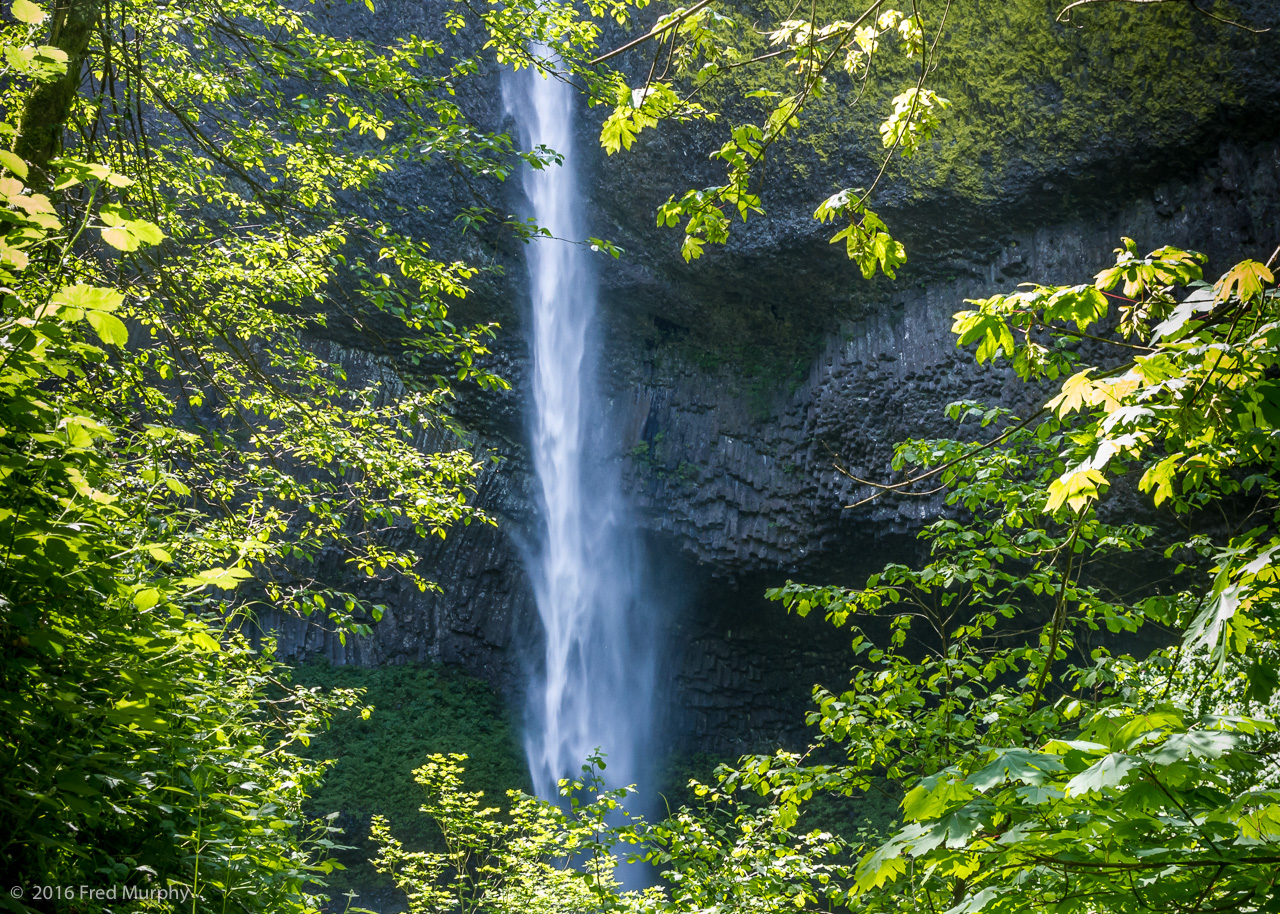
left=505, top=58, right=659, bottom=801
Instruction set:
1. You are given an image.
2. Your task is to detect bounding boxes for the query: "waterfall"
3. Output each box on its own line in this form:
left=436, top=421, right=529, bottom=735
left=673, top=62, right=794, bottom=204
left=504, top=57, right=659, bottom=802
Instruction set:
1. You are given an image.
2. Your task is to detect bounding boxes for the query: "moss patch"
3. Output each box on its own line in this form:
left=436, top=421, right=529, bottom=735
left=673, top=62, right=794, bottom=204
left=698, top=0, right=1254, bottom=204
left=295, top=662, right=528, bottom=908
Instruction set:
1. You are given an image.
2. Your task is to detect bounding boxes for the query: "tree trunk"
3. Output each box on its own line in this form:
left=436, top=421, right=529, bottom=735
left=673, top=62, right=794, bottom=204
left=15, top=0, right=101, bottom=178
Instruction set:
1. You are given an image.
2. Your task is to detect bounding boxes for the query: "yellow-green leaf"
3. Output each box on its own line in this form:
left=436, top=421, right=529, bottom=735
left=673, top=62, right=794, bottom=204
left=101, top=225, right=136, bottom=251
left=11, top=0, right=47, bottom=24
left=190, top=631, right=221, bottom=652
left=1214, top=259, right=1274, bottom=304
left=133, top=588, right=161, bottom=610
left=1046, top=370, right=1097, bottom=417
left=86, top=310, right=128, bottom=346
left=1045, top=467, right=1107, bottom=513
left=0, top=150, right=28, bottom=179
left=52, top=284, right=124, bottom=312
left=146, top=545, right=173, bottom=562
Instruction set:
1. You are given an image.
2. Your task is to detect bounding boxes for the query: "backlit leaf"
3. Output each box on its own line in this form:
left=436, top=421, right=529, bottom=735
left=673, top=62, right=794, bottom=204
left=11, top=0, right=46, bottom=23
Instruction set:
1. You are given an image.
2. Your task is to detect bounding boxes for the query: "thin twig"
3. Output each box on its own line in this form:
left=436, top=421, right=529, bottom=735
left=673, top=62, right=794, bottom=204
left=1056, top=0, right=1271, bottom=32
left=842, top=406, right=1049, bottom=509
left=590, top=0, right=717, bottom=65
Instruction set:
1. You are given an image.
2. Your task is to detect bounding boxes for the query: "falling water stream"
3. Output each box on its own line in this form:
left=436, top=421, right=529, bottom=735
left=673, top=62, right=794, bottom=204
left=504, top=56, right=660, bottom=803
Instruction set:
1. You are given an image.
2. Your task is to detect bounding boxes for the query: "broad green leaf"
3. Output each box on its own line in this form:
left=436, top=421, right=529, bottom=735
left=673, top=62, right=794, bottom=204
left=1145, top=730, right=1240, bottom=766
left=99, top=208, right=165, bottom=251
left=1237, top=799, right=1280, bottom=843
left=1254, top=381, right=1280, bottom=428
left=1139, top=453, right=1181, bottom=507
left=1042, top=739, right=1108, bottom=756
left=854, top=836, right=909, bottom=890
left=129, top=220, right=165, bottom=245
left=133, top=588, right=161, bottom=610
left=951, top=310, right=986, bottom=344
left=902, top=774, right=974, bottom=821
left=945, top=887, right=1006, bottom=914
left=189, top=631, right=221, bottom=652
left=1044, top=285, right=1107, bottom=328
left=1111, top=708, right=1185, bottom=750
left=1152, top=291, right=1214, bottom=341
left=85, top=310, right=128, bottom=346
left=146, top=544, right=173, bottom=562
left=1246, top=659, right=1279, bottom=704
left=183, top=566, right=253, bottom=591
left=0, top=239, right=29, bottom=270
left=11, top=0, right=46, bottom=23
left=966, top=749, right=1063, bottom=791
left=0, top=150, right=28, bottom=178
left=52, top=284, right=123, bottom=312
left=1185, top=582, right=1244, bottom=661
left=1064, top=752, right=1141, bottom=796
left=100, top=225, right=137, bottom=251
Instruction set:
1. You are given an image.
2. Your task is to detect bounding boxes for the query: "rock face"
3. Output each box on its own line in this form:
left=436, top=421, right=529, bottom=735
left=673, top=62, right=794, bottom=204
left=273, top=0, right=1280, bottom=756
left=605, top=140, right=1280, bottom=754
left=616, top=140, right=1280, bottom=576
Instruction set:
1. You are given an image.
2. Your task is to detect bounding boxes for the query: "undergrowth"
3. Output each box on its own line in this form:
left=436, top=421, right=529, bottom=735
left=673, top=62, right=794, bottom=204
left=295, top=662, right=528, bottom=909
left=656, top=750, right=902, bottom=845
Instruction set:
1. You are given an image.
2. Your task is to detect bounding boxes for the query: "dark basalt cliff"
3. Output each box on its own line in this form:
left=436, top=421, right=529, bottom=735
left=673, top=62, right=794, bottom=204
left=618, top=140, right=1280, bottom=570
left=269, top=0, right=1280, bottom=754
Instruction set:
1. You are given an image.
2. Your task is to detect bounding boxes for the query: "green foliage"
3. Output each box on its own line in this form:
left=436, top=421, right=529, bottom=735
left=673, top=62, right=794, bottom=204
left=594, top=1, right=940, bottom=267
left=719, top=0, right=1247, bottom=204
left=492, top=0, right=1262, bottom=273
left=0, top=0, right=556, bottom=908
left=655, top=750, right=902, bottom=847
left=299, top=663, right=527, bottom=845
left=600, top=77, right=712, bottom=156
left=443, top=0, right=954, bottom=269
left=294, top=663, right=527, bottom=900
left=2, top=614, right=360, bottom=911
left=372, top=754, right=654, bottom=914
left=0, top=14, right=376, bottom=910
left=0, top=139, right=362, bottom=905
left=813, top=189, right=907, bottom=279
left=66, top=0, right=527, bottom=626
left=641, top=759, right=852, bottom=914
left=6, top=0, right=1275, bottom=911
left=745, top=243, right=1280, bottom=914
left=356, top=242, right=1280, bottom=914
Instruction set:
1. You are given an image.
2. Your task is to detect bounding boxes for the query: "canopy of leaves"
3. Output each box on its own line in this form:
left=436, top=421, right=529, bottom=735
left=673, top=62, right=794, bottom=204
left=0, top=0, right=559, bottom=907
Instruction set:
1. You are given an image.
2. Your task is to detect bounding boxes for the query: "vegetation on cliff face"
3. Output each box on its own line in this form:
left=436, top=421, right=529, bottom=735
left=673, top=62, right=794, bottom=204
left=907, top=0, right=1243, bottom=203
left=575, top=0, right=1277, bottom=393
left=759, top=0, right=1251, bottom=203
left=568, top=0, right=1275, bottom=269
left=742, top=243, right=1280, bottom=914
left=296, top=663, right=527, bottom=902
